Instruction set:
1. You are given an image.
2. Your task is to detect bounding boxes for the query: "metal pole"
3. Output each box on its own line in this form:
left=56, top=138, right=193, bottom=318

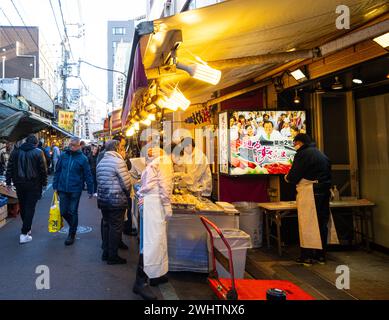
left=62, top=42, right=68, bottom=109
left=33, top=55, right=37, bottom=79
left=2, top=56, right=5, bottom=78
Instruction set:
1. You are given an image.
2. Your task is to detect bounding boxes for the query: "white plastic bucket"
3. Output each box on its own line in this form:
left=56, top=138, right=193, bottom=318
left=210, top=229, right=251, bottom=279
left=233, top=202, right=263, bottom=248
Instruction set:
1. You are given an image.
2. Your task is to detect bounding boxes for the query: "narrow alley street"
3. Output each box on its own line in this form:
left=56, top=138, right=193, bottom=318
left=0, top=182, right=214, bottom=300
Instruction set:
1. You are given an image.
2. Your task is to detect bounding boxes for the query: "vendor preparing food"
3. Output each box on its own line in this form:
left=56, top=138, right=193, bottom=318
left=133, top=142, right=174, bottom=300
left=173, top=137, right=212, bottom=198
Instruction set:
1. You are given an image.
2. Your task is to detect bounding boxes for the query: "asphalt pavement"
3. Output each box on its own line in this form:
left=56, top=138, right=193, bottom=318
left=0, top=184, right=144, bottom=300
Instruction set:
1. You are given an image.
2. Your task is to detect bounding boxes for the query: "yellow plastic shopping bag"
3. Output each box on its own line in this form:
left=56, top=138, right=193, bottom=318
left=48, top=192, right=63, bottom=233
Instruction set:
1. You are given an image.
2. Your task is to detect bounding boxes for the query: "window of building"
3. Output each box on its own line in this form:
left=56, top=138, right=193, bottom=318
left=112, top=27, right=126, bottom=35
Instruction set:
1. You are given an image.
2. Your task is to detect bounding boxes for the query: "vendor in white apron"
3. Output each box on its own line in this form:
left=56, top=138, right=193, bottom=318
left=132, top=145, right=174, bottom=300
left=285, top=133, right=338, bottom=266
left=174, top=137, right=212, bottom=198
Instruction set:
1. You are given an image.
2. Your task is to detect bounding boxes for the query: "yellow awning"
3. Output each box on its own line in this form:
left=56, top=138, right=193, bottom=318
left=139, top=0, right=388, bottom=104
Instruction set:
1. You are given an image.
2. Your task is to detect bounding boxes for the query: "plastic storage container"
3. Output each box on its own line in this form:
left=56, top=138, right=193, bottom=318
left=210, top=228, right=251, bottom=279
left=233, top=202, right=263, bottom=248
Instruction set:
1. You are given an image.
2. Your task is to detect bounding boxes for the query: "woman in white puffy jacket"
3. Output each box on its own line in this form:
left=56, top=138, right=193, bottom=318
left=132, top=144, right=174, bottom=300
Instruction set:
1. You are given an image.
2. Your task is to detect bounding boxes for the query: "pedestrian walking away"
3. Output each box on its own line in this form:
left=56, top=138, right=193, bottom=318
left=5, top=134, right=48, bottom=244
left=53, top=137, right=94, bottom=246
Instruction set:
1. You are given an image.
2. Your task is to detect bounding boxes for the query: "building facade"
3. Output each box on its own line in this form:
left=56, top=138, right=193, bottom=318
left=107, top=20, right=135, bottom=103
left=112, top=42, right=131, bottom=109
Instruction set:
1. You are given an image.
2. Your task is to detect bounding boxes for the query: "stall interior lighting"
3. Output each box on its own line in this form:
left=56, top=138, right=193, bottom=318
left=331, top=76, right=343, bottom=90
left=147, top=113, right=156, bottom=121
left=132, top=121, right=140, bottom=131
left=126, top=127, right=135, bottom=137
left=167, top=87, right=190, bottom=111
left=141, top=118, right=152, bottom=126
left=352, top=78, right=363, bottom=84
left=315, top=82, right=325, bottom=94
left=290, top=69, right=307, bottom=81
left=157, top=86, right=190, bottom=111
left=373, top=32, right=389, bottom=48
left=176, top=62, right=221, bottom=85
left=293, top=89, right=301, bottom=104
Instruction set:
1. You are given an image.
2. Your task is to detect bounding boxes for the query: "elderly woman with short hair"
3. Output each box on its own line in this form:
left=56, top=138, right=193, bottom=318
left=96, top=140, right=131, bottom=264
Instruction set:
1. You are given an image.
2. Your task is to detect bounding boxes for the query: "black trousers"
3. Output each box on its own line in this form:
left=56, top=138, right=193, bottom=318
left=101, top=208, right=126, bottom=259
left=301, top=184, right=331, bottom=259
left=15, top=183, right=41, bottom=235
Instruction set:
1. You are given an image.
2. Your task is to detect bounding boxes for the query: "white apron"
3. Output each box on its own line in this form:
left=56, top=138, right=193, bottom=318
left=296, top=179, right=339, bottom=249
left=143, top=194, right=169, bottom=279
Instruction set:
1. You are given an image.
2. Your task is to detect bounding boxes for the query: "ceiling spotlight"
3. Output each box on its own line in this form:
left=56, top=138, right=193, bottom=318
left=373, top=32, right=389, bottom=48
left=331, top=76, right=343, bottom=90
left=293, top=90, right=301, bottom=104
left=315, top=82, right=325, bottom=94
left=290, top=68, right=307, bottom=81
left=352, top=78, right=363, bottom=84
left=176, top=62, right=221, bottom=85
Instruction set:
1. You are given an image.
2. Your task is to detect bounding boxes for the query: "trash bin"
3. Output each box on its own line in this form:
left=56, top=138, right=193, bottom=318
left=209, top=229, right=251, bottom=279
left=233, top=202, right=263, bottom=248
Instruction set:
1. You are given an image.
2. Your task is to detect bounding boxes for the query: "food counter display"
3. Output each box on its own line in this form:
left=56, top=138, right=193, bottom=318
left=132, top=184, right=240, bottom=273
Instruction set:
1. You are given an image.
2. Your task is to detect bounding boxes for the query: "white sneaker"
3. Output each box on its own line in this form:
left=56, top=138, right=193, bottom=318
left=93, top=193, right=98, bottom=198
left=20, top=234, right=32, bottom=244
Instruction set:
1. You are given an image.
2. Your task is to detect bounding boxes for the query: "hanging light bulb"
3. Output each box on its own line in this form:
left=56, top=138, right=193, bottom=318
left=293, top=89, right=301, bottom=104
left=315, top=82, right=325, bottom=94
left=331, top=76, right=343, bottom=90
left=147, top=113, right=156, bottom=121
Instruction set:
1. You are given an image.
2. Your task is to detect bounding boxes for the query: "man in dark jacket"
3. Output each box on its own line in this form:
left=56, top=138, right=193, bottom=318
left=285, top=133, right=332, bottom=265
left=6, top=134, right=48, bottom=244
left=53, top=137, right=94, bottom=246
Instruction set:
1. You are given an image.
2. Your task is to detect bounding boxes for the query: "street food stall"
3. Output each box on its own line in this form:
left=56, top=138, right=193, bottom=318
left=120, top=0, right=388, bottom=272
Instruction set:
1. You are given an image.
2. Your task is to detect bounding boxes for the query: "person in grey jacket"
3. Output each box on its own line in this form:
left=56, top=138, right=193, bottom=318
left=96, top=140, right=132, bottom=265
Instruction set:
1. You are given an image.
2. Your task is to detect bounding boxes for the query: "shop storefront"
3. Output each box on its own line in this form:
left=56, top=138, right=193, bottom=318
left=117, top=0, right=389, bottom=275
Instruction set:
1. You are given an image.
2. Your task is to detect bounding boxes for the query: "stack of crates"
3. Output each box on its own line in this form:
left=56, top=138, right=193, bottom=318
left=0, top=195, right=8, bottom=228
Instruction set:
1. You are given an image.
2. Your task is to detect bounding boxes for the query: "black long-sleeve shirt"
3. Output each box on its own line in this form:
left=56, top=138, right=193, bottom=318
left=286, top=143, right=331, bottom=185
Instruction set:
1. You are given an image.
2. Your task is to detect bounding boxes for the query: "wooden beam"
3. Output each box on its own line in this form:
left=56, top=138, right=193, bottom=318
left=205, top=81, right=271, bottom=107
left=208, top=50, right=317, bottom=70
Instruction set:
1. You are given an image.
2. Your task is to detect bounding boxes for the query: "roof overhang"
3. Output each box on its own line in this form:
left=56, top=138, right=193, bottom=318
left=122, top=0, right=389, bottom=124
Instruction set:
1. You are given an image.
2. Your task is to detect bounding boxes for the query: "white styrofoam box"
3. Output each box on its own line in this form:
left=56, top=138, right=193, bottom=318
left=167, top=213, right=239, bottom=272
left=211, top=229, right=252, bottom=279
left=0, top=205, right=7, bottom=221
